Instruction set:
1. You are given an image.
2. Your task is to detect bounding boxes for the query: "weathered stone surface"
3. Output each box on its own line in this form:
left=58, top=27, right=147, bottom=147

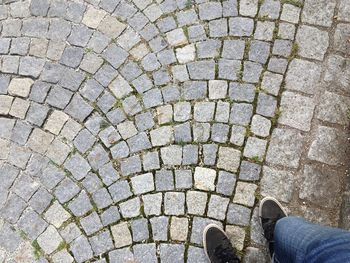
left=261, top=166, right=294, bottom=203
left=279, top=91, right=315, bottom=132
left=308, top=126, right=348, bottom=166
left=266, top=128, right=304, bottom=169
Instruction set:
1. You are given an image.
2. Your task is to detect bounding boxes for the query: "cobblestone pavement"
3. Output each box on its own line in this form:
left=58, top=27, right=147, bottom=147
left=0, top=0, right=350, bottom=262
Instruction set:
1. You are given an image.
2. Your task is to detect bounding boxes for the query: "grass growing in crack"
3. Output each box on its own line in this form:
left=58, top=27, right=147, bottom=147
left=99, top=120, right=110, bottom=129
left=288, top=43, right=299, bottom=62
left=185, top=0, right=193, bottom=8
left=251, top=156, right=261, bottom=163
left=31, top=240, right=42, bottom=260
left=281, top=0, right=303, bottom=8
left=114, top=99, right=123, bottom=109
left=271, top=108, right=282, bottom=126
left=57, top=241, right=69, bottom=251
left=254, top=191, right=263, bottom=200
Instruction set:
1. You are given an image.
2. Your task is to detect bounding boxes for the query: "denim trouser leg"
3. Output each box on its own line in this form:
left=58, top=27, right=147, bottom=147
left=273, top=217, right=350, bottom=263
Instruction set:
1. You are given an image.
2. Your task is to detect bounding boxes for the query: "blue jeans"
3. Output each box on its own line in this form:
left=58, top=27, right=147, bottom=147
left=274, top=217, right=350, bottom=263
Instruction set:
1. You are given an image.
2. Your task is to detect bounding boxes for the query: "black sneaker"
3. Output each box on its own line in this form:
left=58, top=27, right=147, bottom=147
left=203, top=224, right=240, bottom=263
left=259, top=197, right=288, bottom=257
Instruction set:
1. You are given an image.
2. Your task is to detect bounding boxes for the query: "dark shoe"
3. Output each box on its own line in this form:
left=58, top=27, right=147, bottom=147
left=203, top=224, right=240, bottom=263
left=259, top=197, right=288, bottom=257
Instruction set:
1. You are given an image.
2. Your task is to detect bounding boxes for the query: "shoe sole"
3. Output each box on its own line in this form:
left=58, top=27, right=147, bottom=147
left=202, top=223, right=229, bottom=261
left=258, top=196, right=288, bottom=226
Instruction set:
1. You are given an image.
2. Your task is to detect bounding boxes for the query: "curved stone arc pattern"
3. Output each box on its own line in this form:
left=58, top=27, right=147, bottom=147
left=0, top=0, right=301, bottom=262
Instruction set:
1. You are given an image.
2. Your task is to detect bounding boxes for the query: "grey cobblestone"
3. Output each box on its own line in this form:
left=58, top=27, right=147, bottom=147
left=0, top=2, right=345, bottom=261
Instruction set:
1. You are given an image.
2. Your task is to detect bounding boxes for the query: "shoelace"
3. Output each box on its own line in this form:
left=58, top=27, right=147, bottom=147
left=213, top=243, right=240, bottom=263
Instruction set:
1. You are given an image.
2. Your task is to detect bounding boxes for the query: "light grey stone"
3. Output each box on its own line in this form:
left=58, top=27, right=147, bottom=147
left=261, top=166, right=294, bottom=202
left=266, top=128, right=304, bottom=168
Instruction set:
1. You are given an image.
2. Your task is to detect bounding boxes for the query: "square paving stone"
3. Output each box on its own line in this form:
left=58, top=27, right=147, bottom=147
left=64, top=153, right=91, bottom=180
left=209, top=18, right=228, bottom=37
left=60, top=222, right=81, bottom=243
left=299, top=164, right=341, bottom=208
left=197, top=40, right=221, bottom=59
left=119, top=197, right=141, bottom=218
left=164, top=192, right=185, bottom=215
left=209, top=80, right=228, bottom=99
left=226, top=203, right=251, bottom=226
left=155, top=170, right=174, bottom=191
left=92, top=188, right=112, bottom=209
left=135, top=111, right=155, bottom=131
left=131, top=172, right=154, bottom=194
left=44, top=201, right=71, bottom=227
left=109, top=248, right=134, bottom=263
left=243, top=137, right=268, bottom=161
left=108, top=180, right=132, bottom=202
left=89, top=230, right=114, bottom=256
left=229, top=83, right=255, bottom=103
left=174, top=170, right=192, bottom=189
left=188, top=60, right=215, bottom=80
left=127, top=132, right=152, bottom=153
left=251, top=115, right=271, bottom=137
left=187, top=246, right=209, bottom=263
left=254, top=21, right=275, bottom=41
left=143, top=193, right=162, bottom=216
left=296, top=25, right=329, bottom=61
left=216, top=171, right=236, bottom=196
left=174, top=122, right=192, bottom=143
left=249, top=40, right=270, bottom=64
left=317, top=91, right=350, bottom=125
left=302, top=0, right=336, bottom=27
left=194, top=102, right=215, bottom=122
left=70, top=236, right=93, bottom=263
left=217, top=147, right=241, bottom=173
left=194, top=167, right=216, bottom=191
left=170, top=217, right=189, bottom=241
left=8, top=77, right=33, bottom=98
left=202, top=144, right=218, bottom=166
left=308, top=126, right=348, bottom=166
left=87, top=144, right=109, bottom=170
left=142, top=151, right=160, bottom=171
left=37, top=225, right=63, bottom=254
left=150, top=216, right=169, bottom=241
left=256, top=93, right=277, bottom=118
left=233, top=182, right=257, bottom=207
left=207, top=195, right=230, bottom=220
left=218, top=59, right=241, bottom=80
left=285, top=59, right=322, bottom=95
left=160, top=244, right=185, bottom=263
left=161, top=145, right=182, bottom=165
left=80, top=212, right=103, bottom=235
left=68, top=191, right=93, bottom=217
left=215, top=101, right=230, bottom=123
left=261, top=166, right=294, bottom=203
left=131, top=218, right=149, bottom=242
left=211, top=123, right=230, bottom=143
left=229, top=103, right=253, bottom=125
left=266, top=128, right=304, bottom=168
left=239, top=161, right=261, bottom=181
left=186, top=191, right=208, bottom=216
left=279, top=91, right=315, bottom=132
left=54, top=177, right=80, bottom=203
left=134, top=244, right=157, bottom=263
left=100, top=206, right=120, bottom=226
left=229, top=17, right=254, bottom=36
left=29, top=187, right=52, bottom=213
